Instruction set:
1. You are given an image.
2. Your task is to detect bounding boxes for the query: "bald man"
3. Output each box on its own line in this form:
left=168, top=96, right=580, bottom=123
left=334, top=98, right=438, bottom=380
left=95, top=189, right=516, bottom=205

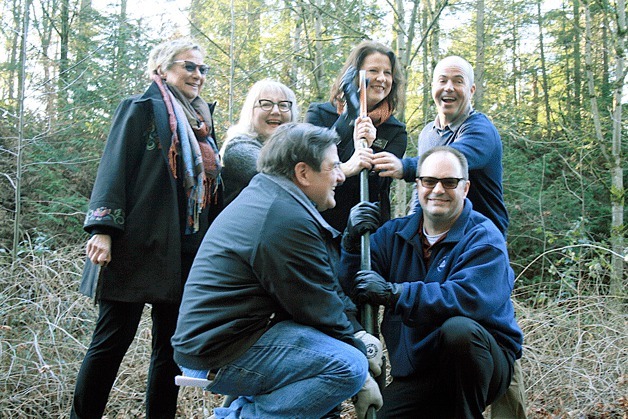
left=371, top=56, right=527, bottom=418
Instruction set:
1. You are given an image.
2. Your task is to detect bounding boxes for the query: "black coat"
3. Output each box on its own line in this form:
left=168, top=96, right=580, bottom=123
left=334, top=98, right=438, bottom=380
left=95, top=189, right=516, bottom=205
left=305, top=101, right=407, bottom=233
left=80, top=82, right=221, bottom=304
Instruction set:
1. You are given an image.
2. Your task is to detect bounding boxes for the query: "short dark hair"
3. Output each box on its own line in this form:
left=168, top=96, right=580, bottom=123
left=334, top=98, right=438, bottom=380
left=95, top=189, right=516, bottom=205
left=417, top=146, right=469, bottom=179
left=257, top=123, right=339, bottom=179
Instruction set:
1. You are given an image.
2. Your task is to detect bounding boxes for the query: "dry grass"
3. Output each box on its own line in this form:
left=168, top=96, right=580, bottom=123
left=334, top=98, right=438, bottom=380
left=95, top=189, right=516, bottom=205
left=0, top=246, right=626, bottom=418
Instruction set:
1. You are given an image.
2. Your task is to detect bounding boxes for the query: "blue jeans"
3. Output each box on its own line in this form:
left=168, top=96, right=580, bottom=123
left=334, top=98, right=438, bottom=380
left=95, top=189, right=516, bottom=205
left=182, top=320, right=368, bottom=418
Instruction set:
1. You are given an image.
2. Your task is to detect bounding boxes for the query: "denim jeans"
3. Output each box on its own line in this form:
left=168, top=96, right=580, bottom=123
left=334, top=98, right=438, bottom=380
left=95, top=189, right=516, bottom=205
left=182, top=320, right=368, bottom=418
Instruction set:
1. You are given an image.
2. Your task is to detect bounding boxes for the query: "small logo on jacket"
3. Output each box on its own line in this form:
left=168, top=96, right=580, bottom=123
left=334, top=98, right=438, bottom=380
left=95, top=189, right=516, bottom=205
left=437, top=257, right=448, bottom=272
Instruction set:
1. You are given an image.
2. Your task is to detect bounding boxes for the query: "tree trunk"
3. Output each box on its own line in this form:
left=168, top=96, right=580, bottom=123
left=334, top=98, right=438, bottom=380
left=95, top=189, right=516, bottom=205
left=422, top=2, right=430, bottom=125
left=510, top=10, right=518, bottom=107
left=583, top=0, right=625, bottom=296
left=572, top=0, right=582, bottom=123
left=536, top=0, right=551, bottom=133
left=313, top=0, right=324, bottom=98
left=609, top=0, right=626, bottom=296
left=13, top=0, right=33, bottom=260
left=7, top=0, right=22, bottom=101
left=474, top=0, right=485, bottom=111
left=58, top=0, right=69, bottom=109
left=228, top=0, right=235, bottom=124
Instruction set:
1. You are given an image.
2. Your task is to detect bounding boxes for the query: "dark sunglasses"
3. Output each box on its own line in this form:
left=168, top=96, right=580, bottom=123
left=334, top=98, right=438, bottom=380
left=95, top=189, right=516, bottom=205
left=417, top=176, right=465, bottom=189
left=173, top=60, right=209, bottom=75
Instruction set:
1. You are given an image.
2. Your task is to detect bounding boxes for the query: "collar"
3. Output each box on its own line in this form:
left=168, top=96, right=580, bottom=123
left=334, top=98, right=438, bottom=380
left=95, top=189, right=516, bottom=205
left=259, top=173, right=341, bottom=238
left=319, top=101, right=405, bottom=128
left=434, top=106, right=475, bottom=133
left=398, top=198, right=474, bottom=245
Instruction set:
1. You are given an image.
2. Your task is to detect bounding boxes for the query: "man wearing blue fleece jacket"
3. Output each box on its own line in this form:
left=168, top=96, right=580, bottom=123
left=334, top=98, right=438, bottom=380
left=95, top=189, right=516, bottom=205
left=340, top=147, right=523, bottom=418
left=372, top=55, right=508, bottom=237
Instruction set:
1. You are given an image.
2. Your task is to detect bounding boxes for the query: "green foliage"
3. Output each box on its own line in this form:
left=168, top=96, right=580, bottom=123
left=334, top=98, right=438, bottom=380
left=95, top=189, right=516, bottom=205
left=189, top=0, right=385, bottom=135
left=0, top=0, right=623, bottom=290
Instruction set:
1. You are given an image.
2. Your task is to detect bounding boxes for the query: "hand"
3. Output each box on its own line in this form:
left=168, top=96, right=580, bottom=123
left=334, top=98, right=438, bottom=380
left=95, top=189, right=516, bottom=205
left=352, top=270, right=403, bottom=307
left=341, top=202, right=380, bottom=253
left=353, top=375, right=383, bottom=419
left=354, top=330, right=383, bottom=377
left=354, top=117, right=377, bottom=148
left=341, top=146, right=373, bottom=178
left=372, top=151, right=404, bottom=179
left=86, top=234, right=112, bottom=266
left=341, top=65, right=360, bottom=121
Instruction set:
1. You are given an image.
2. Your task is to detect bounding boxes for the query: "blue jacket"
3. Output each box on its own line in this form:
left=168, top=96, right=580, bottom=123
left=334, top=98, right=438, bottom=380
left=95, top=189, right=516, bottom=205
left=340, top=199, right=523, bottom=377
left=403, top=112, right=509, bottom=237
left=173, top=173, right=366, bottom=370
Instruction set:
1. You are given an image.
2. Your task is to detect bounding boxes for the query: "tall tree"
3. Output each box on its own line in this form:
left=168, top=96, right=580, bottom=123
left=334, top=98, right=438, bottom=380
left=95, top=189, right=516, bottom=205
left=474, top=0, right=485, bottom=111
left=608, top=0, right=626, bottom=295
left=536, top=0, right=551, bottom=133
left=572, top=0, right=582, bottom=123
left=12, top=0, right=33, bottom=259
left=583, top=0, right=625, bottom=294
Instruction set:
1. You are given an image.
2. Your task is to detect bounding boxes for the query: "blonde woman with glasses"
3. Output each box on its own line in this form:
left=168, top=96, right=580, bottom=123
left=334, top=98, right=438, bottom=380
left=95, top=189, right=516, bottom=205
left=220, top=79, right=298, bottom=206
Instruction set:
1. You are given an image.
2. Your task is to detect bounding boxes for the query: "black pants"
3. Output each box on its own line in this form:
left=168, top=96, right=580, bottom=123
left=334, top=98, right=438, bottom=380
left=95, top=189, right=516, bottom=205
left=70, top=299, right=181, bottom=418
left=378, top=316, right=514, bottom=419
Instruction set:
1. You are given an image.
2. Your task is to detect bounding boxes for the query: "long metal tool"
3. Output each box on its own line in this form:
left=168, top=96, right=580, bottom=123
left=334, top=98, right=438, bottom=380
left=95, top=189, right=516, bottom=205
left=357, top=69, right=382, bottom=419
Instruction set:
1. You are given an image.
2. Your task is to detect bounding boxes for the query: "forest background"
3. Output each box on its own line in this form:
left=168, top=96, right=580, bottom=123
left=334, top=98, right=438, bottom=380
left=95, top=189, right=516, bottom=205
left=0, top=0, right=626, bottom=417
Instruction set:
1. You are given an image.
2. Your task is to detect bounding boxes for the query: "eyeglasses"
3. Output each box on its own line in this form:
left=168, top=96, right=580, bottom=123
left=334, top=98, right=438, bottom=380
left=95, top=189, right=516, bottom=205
left=417, top=176, right=465, bottom=189
left=256, top=99, right=292, bottom=113
left=173, top=60, right=209, bottom=75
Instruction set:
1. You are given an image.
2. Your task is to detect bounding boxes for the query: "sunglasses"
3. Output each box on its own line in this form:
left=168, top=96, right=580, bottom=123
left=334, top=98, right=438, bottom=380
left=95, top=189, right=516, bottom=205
left=173, top=60, right=209, bottom=75
left=417, top=176, right=465, bottom=189
left=256, top=99, right=292, bottom=113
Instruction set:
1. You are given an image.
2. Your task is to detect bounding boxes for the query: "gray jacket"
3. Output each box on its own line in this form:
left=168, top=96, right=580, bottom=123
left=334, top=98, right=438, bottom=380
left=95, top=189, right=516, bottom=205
left=172, top=173, right=365, bottom=370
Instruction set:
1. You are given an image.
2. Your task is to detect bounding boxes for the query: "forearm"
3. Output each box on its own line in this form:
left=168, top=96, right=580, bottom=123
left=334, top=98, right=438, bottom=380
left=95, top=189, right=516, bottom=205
left=401, top=156, right=418, bottom=182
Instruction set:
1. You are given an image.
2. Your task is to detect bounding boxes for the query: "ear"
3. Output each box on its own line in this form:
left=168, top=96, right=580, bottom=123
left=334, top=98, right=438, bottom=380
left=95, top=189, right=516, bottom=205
left=470, top=83, right=476, bottom=95
left=462, top=179, right=471, bottom=198
left=293, top=162, right=311, bottom=187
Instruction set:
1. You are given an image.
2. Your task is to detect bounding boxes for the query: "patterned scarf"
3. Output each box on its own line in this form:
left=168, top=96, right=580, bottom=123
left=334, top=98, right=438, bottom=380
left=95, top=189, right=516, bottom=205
left=151, top=74, right=221, bottom=234
left=336, top=99, right=393, bottom=127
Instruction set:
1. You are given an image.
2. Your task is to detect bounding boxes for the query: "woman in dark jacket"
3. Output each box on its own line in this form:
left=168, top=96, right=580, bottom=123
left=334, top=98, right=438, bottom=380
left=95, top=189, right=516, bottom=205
left=72, top=38, right=222, bottom=418
left=306, top=40, right=407, bottom=234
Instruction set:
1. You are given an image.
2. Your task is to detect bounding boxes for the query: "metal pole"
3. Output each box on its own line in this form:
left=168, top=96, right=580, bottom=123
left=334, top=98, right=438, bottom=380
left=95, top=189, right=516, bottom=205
left=358, top=69, right=380, bottom=419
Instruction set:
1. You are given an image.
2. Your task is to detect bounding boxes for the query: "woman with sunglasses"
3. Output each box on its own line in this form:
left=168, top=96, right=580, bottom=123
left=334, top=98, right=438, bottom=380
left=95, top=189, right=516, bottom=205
left=220, top=79, right=298, bottom=206
left=72, top=38, right=223, bottom=418
left=305, top=40, right=407, bottom=238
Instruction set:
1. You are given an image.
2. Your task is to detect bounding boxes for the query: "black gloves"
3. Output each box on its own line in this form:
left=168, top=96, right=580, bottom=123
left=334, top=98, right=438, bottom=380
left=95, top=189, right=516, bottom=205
left=341, top=201, right=380, bottom=253
left=352, top=270, right=403, bottom=308
left=341, top=65, right=360, bottom=121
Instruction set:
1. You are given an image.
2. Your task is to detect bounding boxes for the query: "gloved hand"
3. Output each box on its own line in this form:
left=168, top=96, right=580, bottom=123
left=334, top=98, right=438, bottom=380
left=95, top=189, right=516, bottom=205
left=354, top=330, right=383, bottom=377
left=353, top=375, right=383, bottom=419
left=352, top=270, right=403, bottom=308
left=340, top=65, right=360, bottom=121
left=341, top=201, right=380, bottom=253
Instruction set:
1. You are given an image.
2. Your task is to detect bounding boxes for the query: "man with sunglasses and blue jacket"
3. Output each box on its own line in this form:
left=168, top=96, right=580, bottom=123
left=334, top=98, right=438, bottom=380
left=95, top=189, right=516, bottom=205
left=340, top=146, right=523, bottom=418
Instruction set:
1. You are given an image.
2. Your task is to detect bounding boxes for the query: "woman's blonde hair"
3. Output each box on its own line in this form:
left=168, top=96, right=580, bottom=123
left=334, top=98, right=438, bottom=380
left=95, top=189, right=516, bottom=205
left=146, top=38, right=205, bottom=79
left=221, top=79, right=299, bottom=154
